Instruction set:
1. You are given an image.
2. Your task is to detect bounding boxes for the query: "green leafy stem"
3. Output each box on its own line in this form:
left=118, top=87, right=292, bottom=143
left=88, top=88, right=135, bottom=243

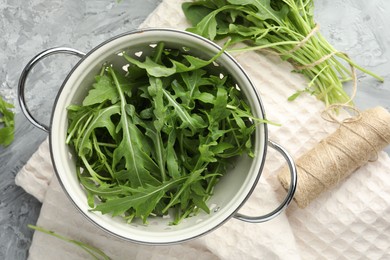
left=182, top=0, right=384, bottom=106
left=28, top=224, right=111, bottom=260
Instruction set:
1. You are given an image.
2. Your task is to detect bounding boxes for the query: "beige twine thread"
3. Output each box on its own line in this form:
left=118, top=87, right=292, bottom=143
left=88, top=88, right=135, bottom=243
left=277, top=51, right=390, bottom=208
left=278, top=106, right=390, bottom=208
left=252, top=24, right=321, bottom=58
left=255, top=24, right=343, bottom=74
left=284, top=24, right=320, bottom=55
left=295, top=51, right=338, bottom=70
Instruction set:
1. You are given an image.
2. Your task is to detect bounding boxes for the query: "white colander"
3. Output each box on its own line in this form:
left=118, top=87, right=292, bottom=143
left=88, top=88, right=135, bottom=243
left=18, top=28, right=297, bottom=245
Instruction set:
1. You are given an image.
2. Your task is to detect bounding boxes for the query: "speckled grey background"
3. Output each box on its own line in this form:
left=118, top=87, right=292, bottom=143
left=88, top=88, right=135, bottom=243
left=0, top=0, right=389, bottom=259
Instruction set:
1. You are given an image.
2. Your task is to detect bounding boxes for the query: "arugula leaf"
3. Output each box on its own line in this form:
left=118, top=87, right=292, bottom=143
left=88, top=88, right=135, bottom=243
left=109, top=67, right=160, bottom=188
left=145, top=77, right=172, bottom=181
left=82, top=75, right=119, bottom=106
left=0, top=96, right=15, bottom=147
left=93, top=177, right=187, bottom=223
left=77, top=105, right=120, bottom=157
left=124, top=55, right=177, bottom=77
left=227, top=0, right=288, bottom=23
left=166, top=129, right=181, bottom=179
left=162, top=88, right=207, bottom=132
left=179, top=69, right=210, bottom=107
left=182, top=2, right=215, bottom=26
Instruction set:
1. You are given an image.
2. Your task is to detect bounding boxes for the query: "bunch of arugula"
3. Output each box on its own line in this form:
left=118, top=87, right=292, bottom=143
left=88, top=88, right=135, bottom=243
left=66, top=42, right=260, bottom=225
left=0, top=95, right=14, bottom=147
left=182, top=0, right=383, bottom=106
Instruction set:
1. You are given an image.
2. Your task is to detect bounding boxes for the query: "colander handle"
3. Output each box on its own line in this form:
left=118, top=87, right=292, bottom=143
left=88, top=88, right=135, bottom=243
left=234, top=140, right=297, bottom=223
left=18, top=47, right=85, bottom=132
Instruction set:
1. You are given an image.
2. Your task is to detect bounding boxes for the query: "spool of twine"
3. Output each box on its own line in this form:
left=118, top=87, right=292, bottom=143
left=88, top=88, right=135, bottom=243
left=277, top=106, right=390, bottom=208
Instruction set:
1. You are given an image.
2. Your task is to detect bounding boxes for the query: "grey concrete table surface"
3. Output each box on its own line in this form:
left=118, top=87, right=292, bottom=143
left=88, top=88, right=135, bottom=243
left=0, top=0, right=389, bottom=259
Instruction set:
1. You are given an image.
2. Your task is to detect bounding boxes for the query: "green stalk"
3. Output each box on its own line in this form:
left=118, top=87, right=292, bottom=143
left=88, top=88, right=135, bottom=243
left=28, top=225, right=111, bottom=260
left=336, top=52, right=384, bottom=82
left=228, top=40, right=300, bottom=53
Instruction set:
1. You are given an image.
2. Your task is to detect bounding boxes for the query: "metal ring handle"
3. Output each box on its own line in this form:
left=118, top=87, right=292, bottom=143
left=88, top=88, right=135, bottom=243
left=18, top=47, right=85, bottom=132
left=234, top=139, right=297, bottom=223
